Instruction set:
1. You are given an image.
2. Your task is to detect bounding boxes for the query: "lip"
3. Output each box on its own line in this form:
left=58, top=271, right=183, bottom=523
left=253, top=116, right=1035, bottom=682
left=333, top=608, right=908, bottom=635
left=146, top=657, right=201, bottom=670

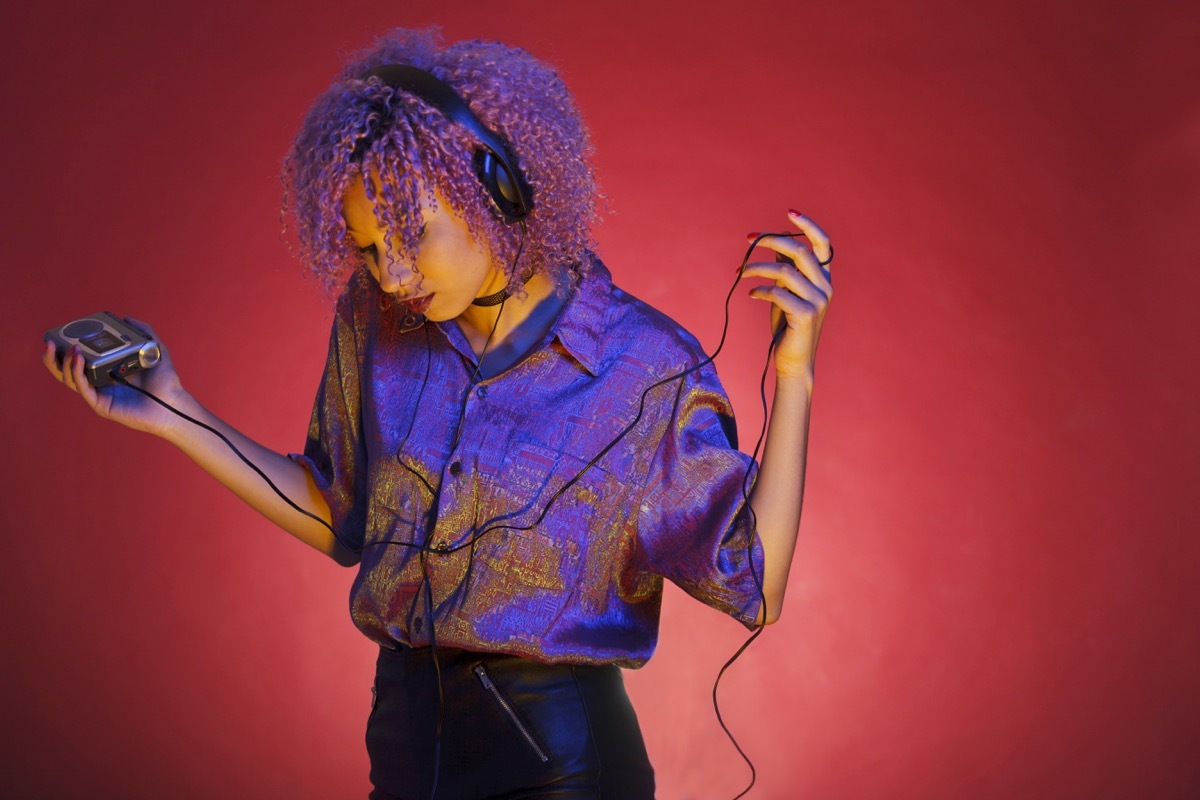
left=404, top=295, right=433, bottom=315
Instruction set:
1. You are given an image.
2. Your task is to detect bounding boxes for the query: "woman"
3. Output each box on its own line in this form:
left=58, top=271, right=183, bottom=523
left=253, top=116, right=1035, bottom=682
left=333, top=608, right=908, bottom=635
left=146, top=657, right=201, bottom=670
left=44, top=27, right=831, bottom=800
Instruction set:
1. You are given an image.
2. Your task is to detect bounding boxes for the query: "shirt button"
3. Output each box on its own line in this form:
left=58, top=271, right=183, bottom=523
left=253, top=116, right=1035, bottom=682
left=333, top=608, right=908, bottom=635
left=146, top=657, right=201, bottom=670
left=448, top=461, right=462, bottom=476
left=476, top=385, right=488, bottom=398
left=436, top=542, right=450, bottom=553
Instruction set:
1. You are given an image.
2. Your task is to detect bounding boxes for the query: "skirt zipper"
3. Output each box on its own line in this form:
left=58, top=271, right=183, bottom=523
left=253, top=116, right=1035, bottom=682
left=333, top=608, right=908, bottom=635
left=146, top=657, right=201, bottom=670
left=472, top=664, right=551, bottom=763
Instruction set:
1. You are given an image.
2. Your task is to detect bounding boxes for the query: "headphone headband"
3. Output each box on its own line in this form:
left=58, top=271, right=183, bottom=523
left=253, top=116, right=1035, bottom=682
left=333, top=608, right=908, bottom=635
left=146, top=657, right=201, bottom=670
left=361, top=64, right=531, bottom=220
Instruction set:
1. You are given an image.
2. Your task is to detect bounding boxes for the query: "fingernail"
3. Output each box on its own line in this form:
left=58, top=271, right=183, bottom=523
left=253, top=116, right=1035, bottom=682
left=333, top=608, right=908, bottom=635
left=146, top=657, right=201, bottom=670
left=747, top=232, right=762, bottom=241
left=788, top=209, right=803, bottom=219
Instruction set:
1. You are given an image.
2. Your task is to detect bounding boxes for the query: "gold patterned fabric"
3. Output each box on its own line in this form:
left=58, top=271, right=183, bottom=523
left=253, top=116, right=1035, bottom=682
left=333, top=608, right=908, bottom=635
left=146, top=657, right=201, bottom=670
left=292, top=254, right=763, bottom=668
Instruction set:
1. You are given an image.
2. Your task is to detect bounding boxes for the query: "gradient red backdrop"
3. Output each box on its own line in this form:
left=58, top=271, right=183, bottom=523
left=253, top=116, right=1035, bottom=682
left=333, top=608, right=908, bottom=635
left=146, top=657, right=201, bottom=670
left=2, top=0, right=1196, bottom=797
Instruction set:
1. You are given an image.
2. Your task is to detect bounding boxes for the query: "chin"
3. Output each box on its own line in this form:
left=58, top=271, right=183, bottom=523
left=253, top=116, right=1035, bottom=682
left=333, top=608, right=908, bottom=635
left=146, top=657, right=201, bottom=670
left=422, top=305, right=460, bottom=323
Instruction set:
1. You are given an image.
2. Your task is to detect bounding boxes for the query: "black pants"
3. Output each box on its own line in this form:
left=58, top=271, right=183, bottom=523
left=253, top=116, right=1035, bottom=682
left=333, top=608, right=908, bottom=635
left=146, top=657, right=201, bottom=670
left=366, top=645, right=655, bottom=800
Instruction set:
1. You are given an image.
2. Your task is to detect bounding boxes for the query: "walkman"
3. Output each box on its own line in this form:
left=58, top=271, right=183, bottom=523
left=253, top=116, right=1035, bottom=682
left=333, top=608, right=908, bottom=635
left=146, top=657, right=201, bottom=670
left=44, top=312, right=161, bottom=388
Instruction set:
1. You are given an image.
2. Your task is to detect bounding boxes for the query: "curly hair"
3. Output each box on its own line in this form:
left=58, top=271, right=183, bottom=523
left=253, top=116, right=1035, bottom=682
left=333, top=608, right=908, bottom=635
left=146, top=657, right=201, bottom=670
left=283, top=27, right=599, bottom=299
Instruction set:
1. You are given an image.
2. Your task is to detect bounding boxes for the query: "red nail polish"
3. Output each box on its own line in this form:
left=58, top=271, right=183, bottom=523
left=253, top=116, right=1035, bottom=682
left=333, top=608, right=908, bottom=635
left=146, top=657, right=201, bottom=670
left=747, top=232, right=761, bottom=240
left=788, top=209, right=803, bottom=218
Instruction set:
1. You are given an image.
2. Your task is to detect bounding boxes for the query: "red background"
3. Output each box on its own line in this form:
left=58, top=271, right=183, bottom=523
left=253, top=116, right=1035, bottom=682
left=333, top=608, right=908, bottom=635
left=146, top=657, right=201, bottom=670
left=2, top=0, right=1197, bottom=797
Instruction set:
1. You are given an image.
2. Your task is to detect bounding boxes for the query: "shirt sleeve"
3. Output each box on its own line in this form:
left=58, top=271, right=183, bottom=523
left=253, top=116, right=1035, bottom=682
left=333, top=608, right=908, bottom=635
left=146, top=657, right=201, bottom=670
left=288, top=279, right=368, bottom=553
left=636, top=362, right=765, bottom=629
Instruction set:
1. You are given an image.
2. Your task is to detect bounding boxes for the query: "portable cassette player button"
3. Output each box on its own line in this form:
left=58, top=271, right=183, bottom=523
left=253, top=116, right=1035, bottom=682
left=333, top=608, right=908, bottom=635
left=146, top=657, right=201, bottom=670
left=139, top=343, right=162, bottom=368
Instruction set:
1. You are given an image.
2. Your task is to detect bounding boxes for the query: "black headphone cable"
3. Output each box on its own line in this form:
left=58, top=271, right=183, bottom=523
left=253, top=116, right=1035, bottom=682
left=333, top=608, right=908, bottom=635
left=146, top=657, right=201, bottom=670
left=112, top=230, right=809, bottom=799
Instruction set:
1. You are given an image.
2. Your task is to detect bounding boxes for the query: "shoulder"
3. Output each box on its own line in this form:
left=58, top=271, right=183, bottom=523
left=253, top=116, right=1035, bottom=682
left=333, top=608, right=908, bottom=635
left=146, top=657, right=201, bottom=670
left=603, top=280, right=739, bottom=446
left=324, top=267, right=383, bottom=357
left=340, top=267, right=376, bottom=314
left=555, top=253, right=709, bottom=379
left=600, top=280, right=710, bottom=375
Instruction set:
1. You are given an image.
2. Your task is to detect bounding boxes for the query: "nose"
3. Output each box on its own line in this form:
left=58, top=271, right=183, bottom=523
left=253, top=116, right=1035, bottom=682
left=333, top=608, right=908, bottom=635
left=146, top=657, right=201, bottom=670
left=376, top=260, right=416, bottom=296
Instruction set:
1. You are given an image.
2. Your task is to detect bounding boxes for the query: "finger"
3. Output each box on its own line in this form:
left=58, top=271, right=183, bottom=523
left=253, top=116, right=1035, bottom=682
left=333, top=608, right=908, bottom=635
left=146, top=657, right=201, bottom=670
left=741, top=258, right=833, bottom=300
left=747, top=234, right=831, bottom=291
left=774, top=249, right=833, bottom=297
left=123, top=315, right=155, bottom=338
left=61, top=348, right=80, bottom=392
left=787, top=210, right=832, bottom=266
left=75, top=357, right=102, bottom=407
left=69, top=352, right=102, bottom=410
left=748, top=287, right=823, bottom=340
left=43, top=341, right=66, bottom=381
left=749, top=277, right=827, bottom=311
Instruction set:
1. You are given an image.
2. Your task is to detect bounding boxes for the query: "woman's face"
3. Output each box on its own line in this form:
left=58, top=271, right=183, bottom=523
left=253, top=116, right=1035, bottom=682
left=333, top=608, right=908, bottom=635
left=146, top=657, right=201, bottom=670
left=341, top=174, right=506, bottom=321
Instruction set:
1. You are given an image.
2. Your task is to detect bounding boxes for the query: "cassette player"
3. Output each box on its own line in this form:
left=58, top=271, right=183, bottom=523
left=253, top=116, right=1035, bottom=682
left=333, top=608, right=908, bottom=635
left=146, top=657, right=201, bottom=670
left=45, top=312, right=161, bottom=388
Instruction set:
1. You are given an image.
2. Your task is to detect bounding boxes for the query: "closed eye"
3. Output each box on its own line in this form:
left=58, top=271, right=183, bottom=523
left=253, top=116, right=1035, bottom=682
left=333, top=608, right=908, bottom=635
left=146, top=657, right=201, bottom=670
left=357, top=225, right=423, bottom=262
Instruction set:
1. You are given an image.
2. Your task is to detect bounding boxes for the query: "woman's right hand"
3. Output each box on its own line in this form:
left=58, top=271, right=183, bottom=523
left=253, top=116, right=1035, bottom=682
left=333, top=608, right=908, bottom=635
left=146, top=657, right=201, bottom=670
left=43, top=316, right=188, bottom=439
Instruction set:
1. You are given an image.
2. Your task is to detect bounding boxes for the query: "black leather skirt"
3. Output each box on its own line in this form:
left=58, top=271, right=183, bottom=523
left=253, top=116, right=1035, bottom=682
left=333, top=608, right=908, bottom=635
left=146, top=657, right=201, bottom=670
left=366, top=645, right=656, bottom=799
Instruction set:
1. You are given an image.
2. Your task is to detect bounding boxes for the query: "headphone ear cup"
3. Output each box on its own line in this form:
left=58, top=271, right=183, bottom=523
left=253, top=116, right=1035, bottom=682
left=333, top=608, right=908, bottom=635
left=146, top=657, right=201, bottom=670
left=492, top=159, right=519, bottom=207
left=475, top=149, right=525, bottom=219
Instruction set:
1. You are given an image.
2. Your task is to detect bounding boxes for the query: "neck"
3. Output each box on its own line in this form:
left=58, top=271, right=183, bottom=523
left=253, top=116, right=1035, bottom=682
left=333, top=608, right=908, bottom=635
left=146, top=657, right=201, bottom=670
left=456, top=270, right=565, bottom=368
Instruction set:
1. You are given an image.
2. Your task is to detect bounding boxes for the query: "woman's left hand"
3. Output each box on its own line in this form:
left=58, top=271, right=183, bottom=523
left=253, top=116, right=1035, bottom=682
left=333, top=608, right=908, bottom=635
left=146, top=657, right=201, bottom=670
left=742, top=209, right=833, bottom=383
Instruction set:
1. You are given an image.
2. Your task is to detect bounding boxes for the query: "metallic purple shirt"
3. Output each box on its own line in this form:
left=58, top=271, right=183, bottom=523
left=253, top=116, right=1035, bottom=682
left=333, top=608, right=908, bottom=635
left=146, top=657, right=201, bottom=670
left=294, top=255, right=764, bottom=667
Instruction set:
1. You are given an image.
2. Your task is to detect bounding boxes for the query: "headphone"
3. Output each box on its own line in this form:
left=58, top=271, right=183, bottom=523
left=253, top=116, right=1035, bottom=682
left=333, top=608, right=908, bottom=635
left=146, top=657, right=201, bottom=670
left=361, top=64, right=533, bottom=221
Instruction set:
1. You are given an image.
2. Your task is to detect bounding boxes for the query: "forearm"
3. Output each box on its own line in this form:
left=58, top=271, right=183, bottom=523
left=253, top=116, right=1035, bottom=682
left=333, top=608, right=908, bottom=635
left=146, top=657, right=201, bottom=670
left=748, top=373, right=813, bottom=624
left=156, top=388, right=358, bottom=566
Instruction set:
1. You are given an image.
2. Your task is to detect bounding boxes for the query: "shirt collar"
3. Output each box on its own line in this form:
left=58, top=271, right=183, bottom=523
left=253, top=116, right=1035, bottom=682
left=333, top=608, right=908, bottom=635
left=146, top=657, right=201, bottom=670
left=548, top=251, right=609, bottom=376
left=432, top=252, right=610, bottom=377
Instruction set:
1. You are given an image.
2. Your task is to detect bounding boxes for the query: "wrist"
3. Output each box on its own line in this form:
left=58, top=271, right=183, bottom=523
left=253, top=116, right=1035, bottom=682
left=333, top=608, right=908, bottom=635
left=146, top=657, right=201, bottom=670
left=774, top=370, right=815, bottom=396
left=153, top=384, right=200, bottom=443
